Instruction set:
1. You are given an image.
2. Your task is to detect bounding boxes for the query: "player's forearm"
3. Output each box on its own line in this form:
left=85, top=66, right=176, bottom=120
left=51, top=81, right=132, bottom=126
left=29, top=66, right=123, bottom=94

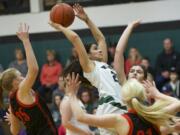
left=60, top=27, right=84, bottom=52
left=155, top=92, right=178, bottom=102
left=85, top=16, right=105, bottom=43
left=10, top=119, right=21, bottom=135
left=164, top=100, right=180, bottom=114
left=154, top=92, right=180, bottom=114
left=23, top=39, right=39, bottom=74
left=115, top=24, right=134, bottom=53
left=113, top=25, right=134, bottom=84
left=85, top=16, right=108, bottom=62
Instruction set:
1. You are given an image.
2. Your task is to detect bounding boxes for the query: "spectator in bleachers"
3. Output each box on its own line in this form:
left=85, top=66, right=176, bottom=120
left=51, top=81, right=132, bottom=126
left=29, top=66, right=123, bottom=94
left=9, top=48, right=28, bottom=77
left=52, top=75, right=65, bottom=104
left=161, top=67, right=180, bottom=99
left=39, top=49, right=63, bottom=103
left=141, top=57, right=155, bottom=77
left=155, top=38, right=180, bottom=90
left=125, top=47, right=142, bottom=75
left=78, top=85, right=95, bottom=114
left=65, top=47, right=78, bottom=68
left=50, top=93, right=63, bottom=127
left=0, top=64, right=4, bottom=73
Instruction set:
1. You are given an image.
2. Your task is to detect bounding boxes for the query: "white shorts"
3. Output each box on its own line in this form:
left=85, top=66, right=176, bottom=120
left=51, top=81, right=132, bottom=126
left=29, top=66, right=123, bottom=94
left=96, top=96, right=127, bottom=135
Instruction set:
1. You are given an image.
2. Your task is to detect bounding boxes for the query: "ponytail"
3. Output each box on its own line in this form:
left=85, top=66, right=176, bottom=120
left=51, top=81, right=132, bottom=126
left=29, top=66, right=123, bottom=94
left=122, top=79, right=178, bottom=128
left=131, top=98, right=175, bottom=127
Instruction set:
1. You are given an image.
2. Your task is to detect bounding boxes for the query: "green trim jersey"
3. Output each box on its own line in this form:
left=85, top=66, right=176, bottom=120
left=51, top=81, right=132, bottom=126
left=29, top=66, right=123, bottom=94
left=84, top=61, right=127, bottom=135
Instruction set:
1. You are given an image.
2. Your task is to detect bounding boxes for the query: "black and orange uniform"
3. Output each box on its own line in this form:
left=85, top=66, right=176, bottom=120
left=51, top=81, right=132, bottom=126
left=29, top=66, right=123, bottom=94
left=122, top=110, right=160, bottom=135
left=10, top=91, right=58, bottom=135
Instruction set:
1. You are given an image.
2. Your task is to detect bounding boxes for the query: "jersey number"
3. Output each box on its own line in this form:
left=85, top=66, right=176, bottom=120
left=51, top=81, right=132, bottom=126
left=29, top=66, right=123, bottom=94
left=137, top=129, right=152, bottom=135
left=101, top=65, right=119, bottom=82
left=110, top=71, right=119, bottom=82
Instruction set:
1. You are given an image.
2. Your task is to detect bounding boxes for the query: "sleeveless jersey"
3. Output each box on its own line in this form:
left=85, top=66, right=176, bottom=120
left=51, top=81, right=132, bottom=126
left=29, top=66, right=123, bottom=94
left=83, top=61, right=123, bottom=105
left=64, top=96, right=90, bottom=135
left=84, top=61, right=127, bottom=135
left=10, top=91, right=58, bottom=135
left=122, top=111, right=160, bottom=135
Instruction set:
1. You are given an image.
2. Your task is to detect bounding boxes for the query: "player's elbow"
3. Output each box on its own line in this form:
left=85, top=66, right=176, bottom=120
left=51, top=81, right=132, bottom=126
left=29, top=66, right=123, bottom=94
left=30, top=66, right=39, bottom=75
left=33, top=66, right=39, bottom=73
left=71, top=34, right=80, bottom=42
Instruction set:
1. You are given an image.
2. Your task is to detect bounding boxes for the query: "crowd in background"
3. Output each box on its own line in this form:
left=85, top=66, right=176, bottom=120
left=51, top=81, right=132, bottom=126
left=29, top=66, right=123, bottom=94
left=0, top=37, right=180, bottom=135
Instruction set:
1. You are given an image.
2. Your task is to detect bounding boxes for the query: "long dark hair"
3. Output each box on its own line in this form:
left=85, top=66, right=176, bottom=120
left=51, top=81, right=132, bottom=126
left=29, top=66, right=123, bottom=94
left=84, top=44, right=93, bottom=54
left=62, top=60, right=91, bottom=86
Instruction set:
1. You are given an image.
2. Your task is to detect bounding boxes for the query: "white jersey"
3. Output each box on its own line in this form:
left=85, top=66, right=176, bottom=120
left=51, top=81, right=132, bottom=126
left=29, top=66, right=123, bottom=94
left=84, top=61, right=123, bottom=104
left=64, top=96, right=90, bottom=135
left=84, top=61, right=126, bottom=135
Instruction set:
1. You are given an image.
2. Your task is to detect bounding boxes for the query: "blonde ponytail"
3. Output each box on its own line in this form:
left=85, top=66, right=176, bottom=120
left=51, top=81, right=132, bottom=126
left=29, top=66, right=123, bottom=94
left=122, top=79, right=177, bottom=127
left=131, top=97, right=174, bottom=127
left=0, top=68, right=19, bottom=108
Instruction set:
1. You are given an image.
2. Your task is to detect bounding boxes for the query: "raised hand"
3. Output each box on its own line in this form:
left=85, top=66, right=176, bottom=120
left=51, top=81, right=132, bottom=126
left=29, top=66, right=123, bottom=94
left=16, top=23, right=29, bottom=42
left=66, top=72, right=81, bottom=95
left=73, top=4, right=88, bottom=22
left=4, top=107, right=12, bottom=125
left=128, top=19, right=141, bottom=28
left=143, top=80, right=160, bottom=100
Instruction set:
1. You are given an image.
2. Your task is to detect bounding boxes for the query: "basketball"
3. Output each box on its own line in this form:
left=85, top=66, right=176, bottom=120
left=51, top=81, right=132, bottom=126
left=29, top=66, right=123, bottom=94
left=50, top=3, right=75, bottom=27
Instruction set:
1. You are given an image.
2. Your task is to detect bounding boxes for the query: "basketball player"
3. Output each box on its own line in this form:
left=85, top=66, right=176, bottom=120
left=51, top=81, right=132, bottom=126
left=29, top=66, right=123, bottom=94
left=114, top=20, right=180, bottom=134
left=113, top=20, right=180, bottom=111
left=113, top=19, right=148, bottom=85
left=66, top=73, right=180, bottom=135
left=49, top=4, right=126, bottom=134
left=60, top=63, right=92, bottom=135
left=1, top=23, right=58, bottom=135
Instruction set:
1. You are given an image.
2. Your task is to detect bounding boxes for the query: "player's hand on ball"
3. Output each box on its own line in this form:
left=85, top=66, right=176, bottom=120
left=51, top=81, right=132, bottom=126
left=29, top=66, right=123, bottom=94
left=49, top=21, right=63, bottom=31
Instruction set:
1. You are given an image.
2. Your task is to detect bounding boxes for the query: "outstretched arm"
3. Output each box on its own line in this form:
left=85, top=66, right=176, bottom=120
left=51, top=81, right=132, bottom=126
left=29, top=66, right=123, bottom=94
left=69, top=94, right=121, bottom=129
left=17, top=23, right=39, bottom=96
left=143, top=80, right=180, bottom=114
left=74, top=4, right=108, bottom=62
left=67, top=73, right=123, bottom=130
left=114, top=20, right=140, bottom=85
left=49, top=22, right=93, bottom=73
